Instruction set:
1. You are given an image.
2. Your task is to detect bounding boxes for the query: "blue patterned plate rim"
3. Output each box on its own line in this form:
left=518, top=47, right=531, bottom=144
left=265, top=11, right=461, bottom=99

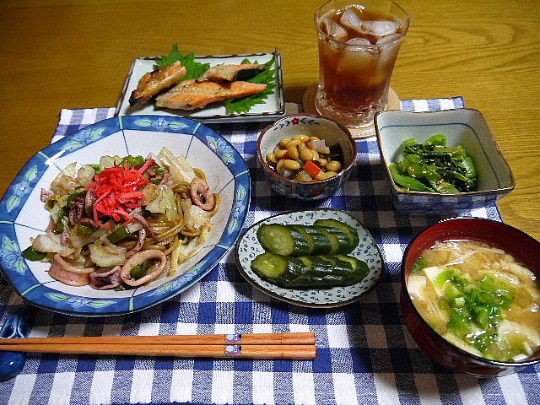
left=235, top=209, right=385, bottom=308
left=0, top=115, right=251, bottom=316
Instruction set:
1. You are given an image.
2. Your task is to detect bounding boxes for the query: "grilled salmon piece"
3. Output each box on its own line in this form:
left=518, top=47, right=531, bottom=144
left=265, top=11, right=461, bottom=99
left=199, top=63, right=267, bottom=82
left=155, top=80, right=268, bottom=110
left=129, top=61, right=187, bottom=105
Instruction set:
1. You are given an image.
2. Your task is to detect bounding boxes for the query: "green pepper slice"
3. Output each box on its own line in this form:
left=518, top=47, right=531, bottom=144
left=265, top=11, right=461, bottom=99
left=22, top=246, right=47, bottom=261
left=122, top=155, right=146, bottom=167
left=130, top=260, right=155, bottom=279
left=389, top=164, right=433, bottom=192
left=107, top=225, right=132, bottom=243
left=425, top=134, right=447, bottom=146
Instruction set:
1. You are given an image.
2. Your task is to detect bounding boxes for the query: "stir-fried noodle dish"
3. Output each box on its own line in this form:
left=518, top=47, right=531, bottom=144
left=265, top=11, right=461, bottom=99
left=23, top=148, right=220, bottom=290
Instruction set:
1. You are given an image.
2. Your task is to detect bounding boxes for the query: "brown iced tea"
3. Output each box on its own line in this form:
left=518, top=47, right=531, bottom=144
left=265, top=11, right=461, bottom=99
left=315, top=1, right=409, bottom=129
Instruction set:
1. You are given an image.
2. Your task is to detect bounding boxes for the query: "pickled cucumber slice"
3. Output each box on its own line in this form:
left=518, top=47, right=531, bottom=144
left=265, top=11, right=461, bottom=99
left=314, top=225, right=354, bottom=254
left=257, top=223, right=354, bottom=257
left=314, top=218, right=360, bottom=248
left=256, top=224, right=311, bottom=256
left=250, top=251, right=369, bottom=289
left=291, top=225, right=333, bottom=254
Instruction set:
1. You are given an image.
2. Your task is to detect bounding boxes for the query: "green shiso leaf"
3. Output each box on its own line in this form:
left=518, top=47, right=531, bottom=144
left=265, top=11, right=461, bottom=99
left=225, top=54, right=277, bottom=114
left=155, top=43, right=210, bottom=80
left=156, top=44, right=277, bottom=113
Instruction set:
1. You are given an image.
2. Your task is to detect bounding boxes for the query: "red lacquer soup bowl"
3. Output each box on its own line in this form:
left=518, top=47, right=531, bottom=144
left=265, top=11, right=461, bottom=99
left=401, top=217, right=540, bottom=377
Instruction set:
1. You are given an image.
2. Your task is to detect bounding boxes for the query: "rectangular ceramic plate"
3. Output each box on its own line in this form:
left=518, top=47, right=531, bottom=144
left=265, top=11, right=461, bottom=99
left=116, top=52, right=286, bottom=123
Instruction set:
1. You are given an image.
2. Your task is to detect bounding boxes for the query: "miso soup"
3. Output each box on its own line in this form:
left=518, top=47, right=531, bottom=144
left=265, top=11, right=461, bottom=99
left=408, top=240, right=539, bottom=362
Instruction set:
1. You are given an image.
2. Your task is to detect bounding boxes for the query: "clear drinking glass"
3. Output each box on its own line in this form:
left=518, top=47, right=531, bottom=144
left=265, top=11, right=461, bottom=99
left=315, top=0, right=409, bottom=130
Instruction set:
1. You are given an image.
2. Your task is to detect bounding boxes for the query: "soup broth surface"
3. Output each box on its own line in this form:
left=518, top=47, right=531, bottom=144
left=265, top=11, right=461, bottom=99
left=408, top=240, right=539, bottom=362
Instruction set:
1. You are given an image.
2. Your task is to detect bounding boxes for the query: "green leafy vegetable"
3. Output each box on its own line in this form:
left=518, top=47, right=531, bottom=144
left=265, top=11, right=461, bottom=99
left=390, top=134, right=478, bottom=193
left=156, top=44, right=277, bottom=114
left=225, top=55, right=277, bottom=114
left=155, top=44, right=210, bottom=80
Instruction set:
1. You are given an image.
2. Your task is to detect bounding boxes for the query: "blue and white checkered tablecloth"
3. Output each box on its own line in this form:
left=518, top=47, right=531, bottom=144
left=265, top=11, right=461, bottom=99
left=1, top=98, right=538, bottom=405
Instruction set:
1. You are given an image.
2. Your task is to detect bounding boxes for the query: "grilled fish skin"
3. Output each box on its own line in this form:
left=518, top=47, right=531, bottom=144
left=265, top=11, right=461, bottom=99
left=129, top=61, right=187, bottom=105
left=199, top=63, right=267, bottom=82
left=155, top=80, right=268, bottom=110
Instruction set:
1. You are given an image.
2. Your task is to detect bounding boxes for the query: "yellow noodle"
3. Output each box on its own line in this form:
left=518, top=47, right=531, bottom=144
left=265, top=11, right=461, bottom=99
left=162, top=238, right=179, bottom=256
left=210, top=193, right=221, bottom=217
left=118, top=241, right=138, bottom=249
left=129, top=175, right=211, bottom=272
left=141, top=242, right=166, bottom=251
left=157, top=221, right=185, bottom=240
left=148, top=216, right=175, bottom=228
left=168, top=238, right=184, bottom=277
left=181, top=228, right=202, bottom=237
left=193, top=168, right=206, bottom=181
left=173, top=182, right=191, bottom=194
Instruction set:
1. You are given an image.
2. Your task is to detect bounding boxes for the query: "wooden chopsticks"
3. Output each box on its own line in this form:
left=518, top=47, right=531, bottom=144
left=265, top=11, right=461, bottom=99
left=0, top=332, right=317, bottom=360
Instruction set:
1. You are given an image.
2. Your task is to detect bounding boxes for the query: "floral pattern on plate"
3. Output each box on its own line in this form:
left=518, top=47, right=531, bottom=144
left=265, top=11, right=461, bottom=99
left=0, top=115, right=251, bottom=316
left=235, top=209, right=384, bottom=308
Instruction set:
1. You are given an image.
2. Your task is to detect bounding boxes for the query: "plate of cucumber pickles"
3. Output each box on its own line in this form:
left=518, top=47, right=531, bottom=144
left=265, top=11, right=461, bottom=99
left=235, top=209, right=384, bottom=307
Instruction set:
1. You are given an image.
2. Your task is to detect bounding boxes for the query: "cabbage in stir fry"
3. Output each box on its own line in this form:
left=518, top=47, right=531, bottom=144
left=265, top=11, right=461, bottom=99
left=23, top=148, right=219, bottom=290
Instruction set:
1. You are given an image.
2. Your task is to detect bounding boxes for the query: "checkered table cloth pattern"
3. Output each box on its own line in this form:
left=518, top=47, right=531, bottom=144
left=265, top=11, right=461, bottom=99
left=1, top=98, right=538, bottom=405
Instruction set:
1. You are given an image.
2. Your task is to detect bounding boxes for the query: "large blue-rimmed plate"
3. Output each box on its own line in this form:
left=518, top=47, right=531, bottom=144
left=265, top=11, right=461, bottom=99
left=235, top=209, right=384, bottom=308
left=0, top=116, right=250, bottom=316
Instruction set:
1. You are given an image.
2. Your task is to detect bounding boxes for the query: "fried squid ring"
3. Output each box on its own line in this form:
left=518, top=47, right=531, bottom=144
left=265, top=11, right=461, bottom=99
left=49, top=254, right=95, bottom=287
left=89, top=265, right=122, bottom=290
left=190, top=178, right=215, bottom=211
left=120, top=249, right=168, bottom=287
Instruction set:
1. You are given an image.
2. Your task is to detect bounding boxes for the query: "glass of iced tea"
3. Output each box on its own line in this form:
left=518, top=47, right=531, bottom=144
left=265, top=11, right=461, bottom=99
left=315, top=0, right=409, bottom=131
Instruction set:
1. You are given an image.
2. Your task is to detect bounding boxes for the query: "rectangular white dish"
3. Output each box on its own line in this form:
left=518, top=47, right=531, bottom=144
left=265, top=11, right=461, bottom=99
left=116, top=51, right=286, bottom=123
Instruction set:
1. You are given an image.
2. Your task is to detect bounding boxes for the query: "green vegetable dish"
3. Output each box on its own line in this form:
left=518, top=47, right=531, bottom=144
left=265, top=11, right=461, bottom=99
left=408, top=240, right=540, bottom=362
left=390, top=134, right=478, bottom=193
left=250, top=219, right=369, bottom=289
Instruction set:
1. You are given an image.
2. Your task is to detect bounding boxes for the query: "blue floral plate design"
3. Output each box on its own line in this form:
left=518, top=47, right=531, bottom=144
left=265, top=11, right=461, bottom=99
left=235, top=209, right=384, bottom=308
left=0, top=116, right=251, bottom=316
